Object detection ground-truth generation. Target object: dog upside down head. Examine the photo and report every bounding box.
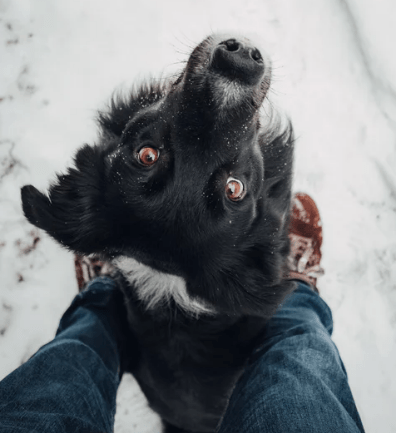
[22,34,296,432]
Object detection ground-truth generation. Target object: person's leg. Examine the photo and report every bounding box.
[0,276,132,433]
[218,281,365,433]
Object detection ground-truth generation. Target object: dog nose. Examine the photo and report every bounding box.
[211,39,265,85]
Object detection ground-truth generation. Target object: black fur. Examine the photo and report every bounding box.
[21,35,296,432]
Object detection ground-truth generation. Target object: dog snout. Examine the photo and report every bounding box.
[210,38,265,85]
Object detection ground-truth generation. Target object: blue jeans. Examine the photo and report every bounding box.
[0,277,365,433]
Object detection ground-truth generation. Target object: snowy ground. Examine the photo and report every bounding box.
[1,1,396,432]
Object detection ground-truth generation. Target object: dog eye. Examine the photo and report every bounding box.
[138,147,160,166]
[226,177,245,201]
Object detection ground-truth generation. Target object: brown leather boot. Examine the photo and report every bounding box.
[288,193,325,292]
[74,255,115,292]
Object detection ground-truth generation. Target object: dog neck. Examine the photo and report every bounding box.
[113,256,214,317]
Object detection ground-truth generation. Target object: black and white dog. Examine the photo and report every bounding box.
[21,35,296,433]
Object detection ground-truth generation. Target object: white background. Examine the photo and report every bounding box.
[1,1,396,432]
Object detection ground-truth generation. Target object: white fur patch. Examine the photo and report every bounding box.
[213,78,249,111]
[113,256,214,316]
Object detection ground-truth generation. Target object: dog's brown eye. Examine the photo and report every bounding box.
[138,147,160,166]
[226,177,245,201]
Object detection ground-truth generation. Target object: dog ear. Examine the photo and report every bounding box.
[21,145,110,255]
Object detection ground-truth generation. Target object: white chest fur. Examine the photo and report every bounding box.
[113,256,214,316]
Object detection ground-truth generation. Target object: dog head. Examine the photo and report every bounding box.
[22,35,295,317]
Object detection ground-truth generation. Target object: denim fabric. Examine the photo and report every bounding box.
[0,277,122,433]
[0,278,365,433]
[218,283,365,433]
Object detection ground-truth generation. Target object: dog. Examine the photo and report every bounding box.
[21,34,296,433]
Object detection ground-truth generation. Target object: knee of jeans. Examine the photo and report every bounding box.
[251,318,333,363]
[84,276,118,294]
[278,285,334,334]
[69,276,119,309]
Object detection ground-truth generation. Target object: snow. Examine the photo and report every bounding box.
[1,1,396,432]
